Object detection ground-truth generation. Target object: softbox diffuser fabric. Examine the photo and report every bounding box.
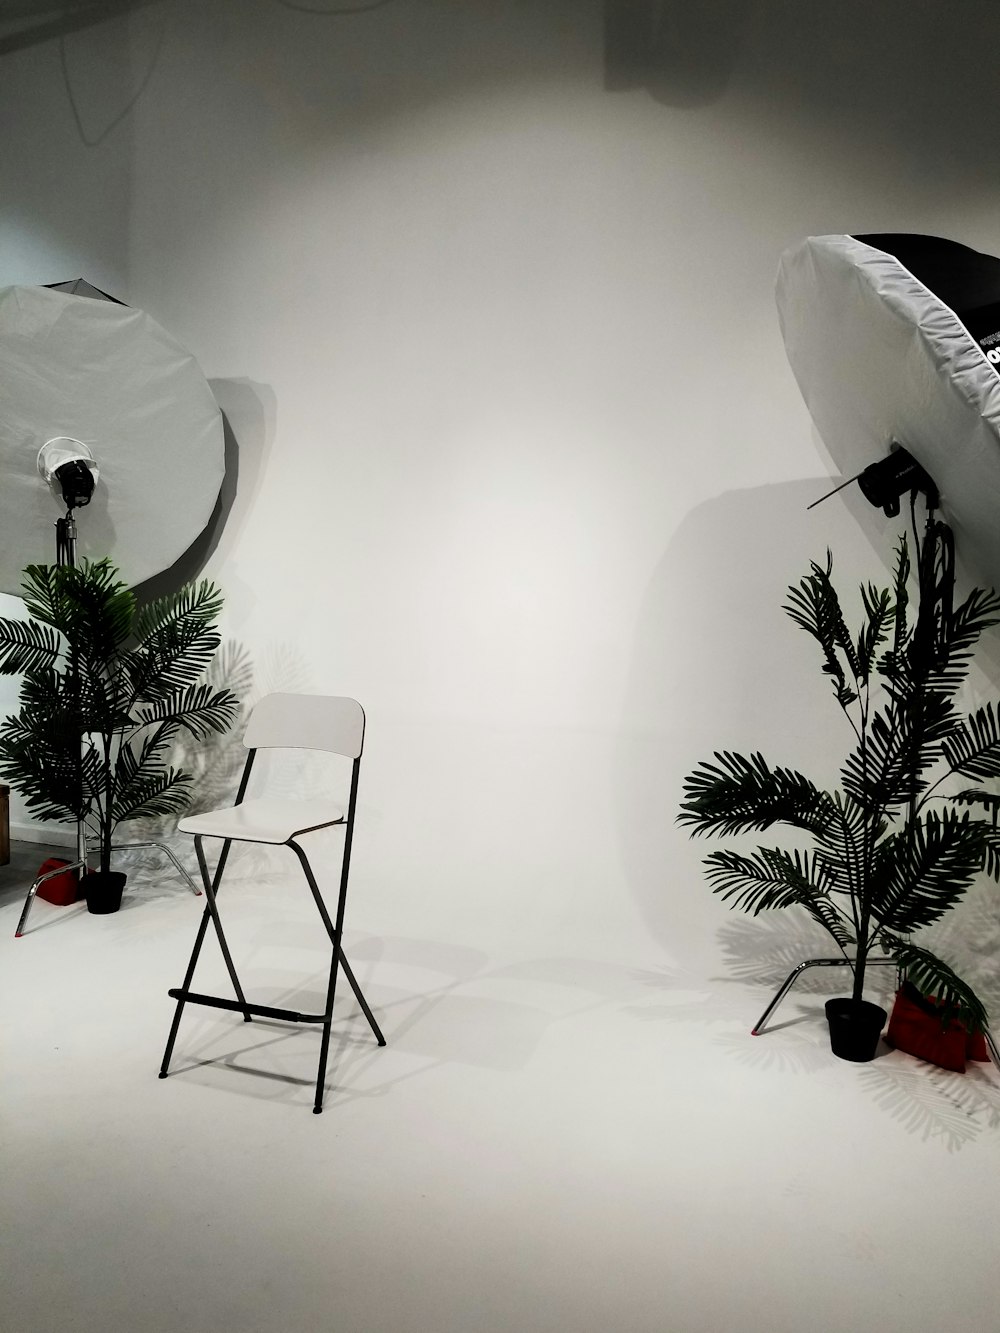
[775,233,1000,587]
[0,284,224,594]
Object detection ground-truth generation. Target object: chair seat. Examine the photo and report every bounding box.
[178,798,345,845]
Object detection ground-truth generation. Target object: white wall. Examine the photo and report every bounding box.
[5,0,1000,967]
[0,11,137,832]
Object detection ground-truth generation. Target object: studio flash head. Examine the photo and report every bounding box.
[37,437,99,511]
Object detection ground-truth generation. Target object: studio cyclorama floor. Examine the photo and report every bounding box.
[3,841,1000,1333]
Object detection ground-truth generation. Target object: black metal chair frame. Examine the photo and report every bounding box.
[158,736,386,1114]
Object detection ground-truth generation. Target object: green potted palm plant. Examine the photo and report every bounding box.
[0,558,238,913]
[678,520,1000,1061]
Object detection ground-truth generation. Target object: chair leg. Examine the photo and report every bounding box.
[159,905,215,1078]
[289,840,368,1115]
[290,845,343,1114]
[289,842,386,1061]
[314,942,343,1115]
[194,836,252,1021]
[159,837,244,1080]
[289,843,385,1047]
[338,951,387,1047]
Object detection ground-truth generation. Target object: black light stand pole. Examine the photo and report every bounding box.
[44,449,98,886]
[55,501,90,895]
[55,509,78,569]
[13,495,89,936]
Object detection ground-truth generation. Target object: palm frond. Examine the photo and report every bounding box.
[952,788,1000,816]
[941,585,1000,662]
[857,581,893,680]
[869,810,986,933]
[23,560,134,656]
[941,703,1000,780]
[112,769,194,823]
[883,936,990,1034]
[130,683,239,742]
[703,846,854,948]
[839,707,919,811]
[983,828,1000,881]
[951,790,1000,878]
[122,625,222,704]
[678,751,834,838]
[784,554,859,705]
[0,714,85,821]
[889,535,911,654]
[0,618,61,675]
[812,793,880,898]
[91,580,226,709]
[799,895,856,951]
[132,578,225,643]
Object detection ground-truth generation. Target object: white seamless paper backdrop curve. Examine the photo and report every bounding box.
[776,234,1000,587]
[0,284,224,594]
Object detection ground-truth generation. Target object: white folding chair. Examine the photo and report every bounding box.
[158,693,385,1113]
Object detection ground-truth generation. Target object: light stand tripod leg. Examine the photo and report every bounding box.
[751,957,898,1035]
[112,840,202,896]
[14,857,88,938]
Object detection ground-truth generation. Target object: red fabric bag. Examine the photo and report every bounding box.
[35,858,80,907]
[886,981,989,1072]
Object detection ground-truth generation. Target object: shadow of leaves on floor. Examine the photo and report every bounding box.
[855,1059,1000,1151]
[693,916,1000,1145]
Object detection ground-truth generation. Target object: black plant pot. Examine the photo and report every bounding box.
[825,997,887,1062]
[85,870,127,915]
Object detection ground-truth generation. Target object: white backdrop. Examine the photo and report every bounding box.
[3,0,1000,969]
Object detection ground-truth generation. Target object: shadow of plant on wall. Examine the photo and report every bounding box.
[116,639,254,893]
[124,638,254,848]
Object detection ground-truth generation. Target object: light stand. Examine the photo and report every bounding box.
[16,438,203,936]
[15,441,98,934]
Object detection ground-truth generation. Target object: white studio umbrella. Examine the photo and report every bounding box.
[776,232,1000,585]
[0,283,224,594]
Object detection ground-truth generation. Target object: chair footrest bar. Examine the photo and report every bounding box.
[167,988,326,1024]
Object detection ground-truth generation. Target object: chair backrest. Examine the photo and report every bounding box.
[242,693,365,759]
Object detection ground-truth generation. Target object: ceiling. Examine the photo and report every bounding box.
[0,0,160,55]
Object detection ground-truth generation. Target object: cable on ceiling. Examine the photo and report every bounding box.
[273,0,397,14]
[59,6,167,147]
